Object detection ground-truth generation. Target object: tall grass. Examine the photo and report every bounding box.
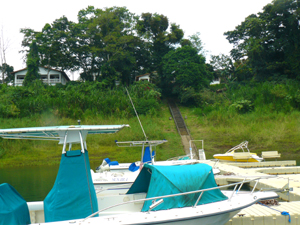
[180,80,300,160]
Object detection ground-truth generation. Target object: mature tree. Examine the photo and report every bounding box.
[210,54,235,82]
[20,7,184,86]
[0,63,14,84]
[225,0,300,81]
[181,32,206,55]
[136,13,184,80]
[21,6,141,86]
[0,26,11,84]
[23,41,40,86]
[21,17,75,72]
[162,45,213,97]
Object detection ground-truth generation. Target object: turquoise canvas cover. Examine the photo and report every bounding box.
[127,163,228,212]
[44,150,98,222]
[0,183,31,225]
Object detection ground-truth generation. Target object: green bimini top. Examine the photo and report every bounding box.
[127,163,228,212]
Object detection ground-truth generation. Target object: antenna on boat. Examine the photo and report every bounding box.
[125,87,148,141]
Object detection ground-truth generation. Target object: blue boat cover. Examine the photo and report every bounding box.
[44,150,98,222]
[142,147,156,163]
[0,183,31,225]
[127,163,228,212]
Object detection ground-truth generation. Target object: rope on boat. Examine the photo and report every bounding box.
[125,87,147,140]
[258,201,291,223]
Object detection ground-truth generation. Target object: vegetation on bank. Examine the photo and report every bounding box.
[180,79,300,161]
[0,81,161,119]
[0,82,184,167]
[0,109,184,168]
[1,79,300,166]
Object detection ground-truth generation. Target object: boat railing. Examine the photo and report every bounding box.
[83,177,268,222]
[96,183,132,193]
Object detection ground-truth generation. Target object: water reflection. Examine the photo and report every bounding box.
[0,161,101,202]
[0,165,59,201]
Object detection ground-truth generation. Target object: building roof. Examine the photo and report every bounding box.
[11,66,70,81]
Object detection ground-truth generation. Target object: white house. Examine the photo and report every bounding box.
[11,67,70,86]
[135,73,151,82]
[210,78,221,85]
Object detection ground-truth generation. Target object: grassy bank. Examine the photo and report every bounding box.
[2,80,300,167]
[0,104,184,167]
[179,105,300,161]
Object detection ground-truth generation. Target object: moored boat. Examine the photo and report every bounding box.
[0,125,277,225]
[92,139,220,194]
[213,141,263,162]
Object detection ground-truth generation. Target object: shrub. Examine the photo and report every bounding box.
[230,100,254,114]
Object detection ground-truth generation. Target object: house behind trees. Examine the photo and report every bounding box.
[11,67,70,86]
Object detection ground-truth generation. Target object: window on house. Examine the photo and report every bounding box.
[40,75,47,81]
[50,74,59,81]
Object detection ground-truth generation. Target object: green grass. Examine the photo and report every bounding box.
[0,103,184,167]
[179,105,300,161]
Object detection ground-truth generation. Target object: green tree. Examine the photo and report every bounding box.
[0,63,14,84]
[162,45,213,100]
[210,54,235,82]
[136,13,184,81]
[72,6,139,85]
[225,0,300,81]
[23,41,40,86]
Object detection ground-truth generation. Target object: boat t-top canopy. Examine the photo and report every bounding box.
[115,140,167,164]
[115,140,167,147]
[0,125,130,153]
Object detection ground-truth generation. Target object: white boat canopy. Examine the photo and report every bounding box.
[0,125,130,153]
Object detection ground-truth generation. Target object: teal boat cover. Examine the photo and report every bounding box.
[0,183,31,225]
[127,163,228,212]
[44,150,98,222]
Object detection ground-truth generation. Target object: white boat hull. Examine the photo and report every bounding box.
[28,191,278,225]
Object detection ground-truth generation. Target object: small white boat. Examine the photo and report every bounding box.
[92,140,216,194]
[213,141,263,162]
[0,125,278,225]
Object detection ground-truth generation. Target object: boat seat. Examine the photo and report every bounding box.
[261,151,281,159]
[105,158,119,166]
[233,152,252,161]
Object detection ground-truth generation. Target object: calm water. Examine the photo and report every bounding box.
[0,161,101,202]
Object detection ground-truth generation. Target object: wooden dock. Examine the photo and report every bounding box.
[226,201,300,225]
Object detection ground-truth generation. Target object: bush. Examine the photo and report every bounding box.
[0,82,162,119]
[230,100,254,114]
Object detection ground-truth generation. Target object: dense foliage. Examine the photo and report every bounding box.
[23,41,40,86]
[194,79,300,118]
[19,7,195,89]
[0,63,14,84]
[162,45,213,102]
[224,0,300,81]
[0,82,161,119]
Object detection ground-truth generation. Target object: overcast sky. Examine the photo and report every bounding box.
[1,0,273,78]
